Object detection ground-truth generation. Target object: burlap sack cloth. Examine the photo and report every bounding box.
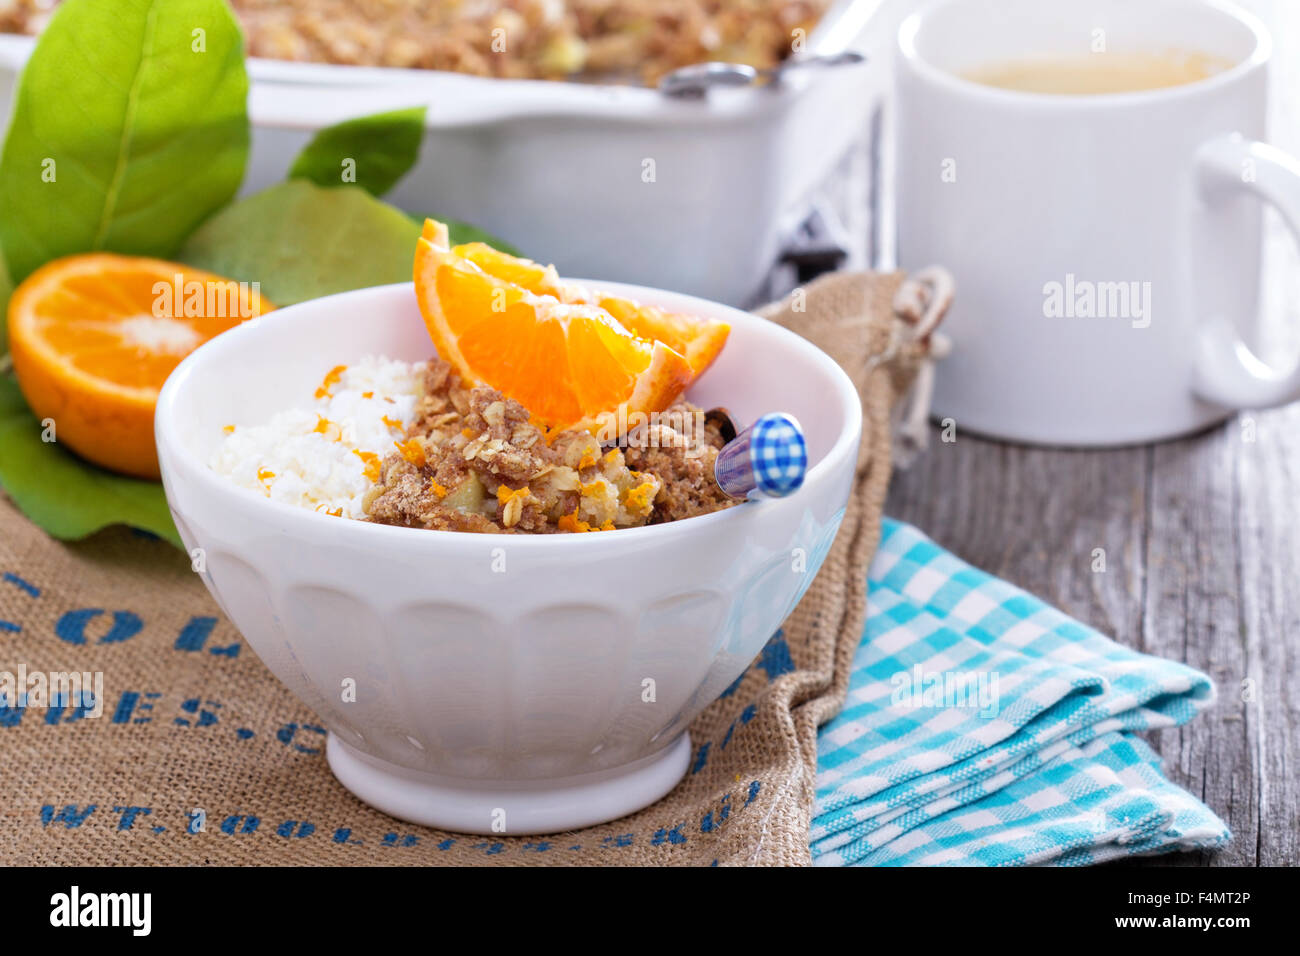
[0,270,942,866]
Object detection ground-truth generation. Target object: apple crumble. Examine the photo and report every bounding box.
[1,1,831,84]
[364,356,736,533]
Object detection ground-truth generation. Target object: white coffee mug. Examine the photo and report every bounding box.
[895,0,1300,445]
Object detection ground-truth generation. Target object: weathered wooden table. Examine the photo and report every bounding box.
[881,0,1299,867]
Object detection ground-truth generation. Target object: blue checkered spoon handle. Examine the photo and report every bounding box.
[713,413,807,499]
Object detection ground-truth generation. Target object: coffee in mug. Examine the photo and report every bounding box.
[962,50,1233,95]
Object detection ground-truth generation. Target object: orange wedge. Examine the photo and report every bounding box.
[456,241,564,298]
[596,296,729,377]
[451,233,729,377]
[414,220,694,435]
[8,253,274,478]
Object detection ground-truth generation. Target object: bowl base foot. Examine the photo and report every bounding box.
[326,732,692,835]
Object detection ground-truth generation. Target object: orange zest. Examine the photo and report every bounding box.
[315,364,347,399]
[7,253,274,478]
[557,508,592,533]
[353,449,382,481]
[414,219,697,436]
[312,415,342,441]
[496,485,532,505]
[395,438,426,468]
[624,480,657,512]
[557,507,616,533]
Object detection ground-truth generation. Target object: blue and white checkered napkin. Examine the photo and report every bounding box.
[812,518,1230,867]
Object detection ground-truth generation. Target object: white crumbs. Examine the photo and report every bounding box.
[210,356,425,518]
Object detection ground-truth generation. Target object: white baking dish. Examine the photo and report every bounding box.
[0,0,893,305]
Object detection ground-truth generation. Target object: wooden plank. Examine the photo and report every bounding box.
[1232,404,1300,866]
[884,431,1147,642]
[1139,420,1253,866]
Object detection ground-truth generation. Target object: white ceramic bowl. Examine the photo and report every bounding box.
[156,281,861,834]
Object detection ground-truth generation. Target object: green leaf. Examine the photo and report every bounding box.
[0,0,250,284]
[289,106,427,198]
[179,180,422,305]
[0,374,180,547]
[0,252,11,355]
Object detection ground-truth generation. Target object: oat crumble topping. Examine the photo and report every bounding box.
[363,356,736,533]
[1,1,831,85]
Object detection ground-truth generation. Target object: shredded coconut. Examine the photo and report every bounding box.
[210,356,425,518]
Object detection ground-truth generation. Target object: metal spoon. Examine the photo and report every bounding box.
[658,50,866,99]
[704,407,738,444]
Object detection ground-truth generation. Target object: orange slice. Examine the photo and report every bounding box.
[596,296,729,377]
[455,241,564,298]
[7,253,274,478]
[414,220,694,435]
[451,232,729,377]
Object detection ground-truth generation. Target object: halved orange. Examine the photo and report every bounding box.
[414,220,694,434]
[450,233,729,376]
[7,253,274,478]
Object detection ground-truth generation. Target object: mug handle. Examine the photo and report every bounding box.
[1192,133,1300,409]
